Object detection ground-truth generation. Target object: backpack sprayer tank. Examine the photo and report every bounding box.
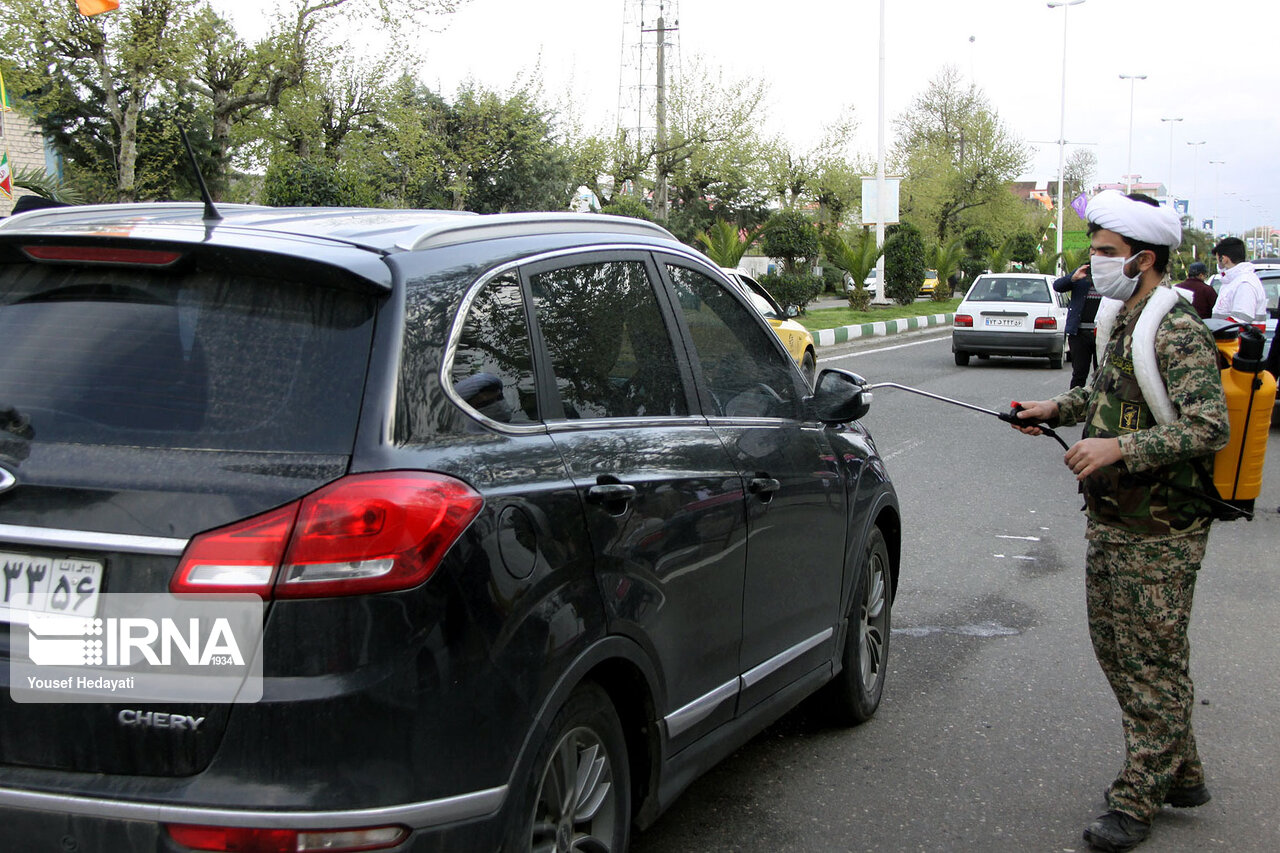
[1213,327,1277,516]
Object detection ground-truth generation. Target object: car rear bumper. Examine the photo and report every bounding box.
[0,784,507,852]
[952,329,1063,357]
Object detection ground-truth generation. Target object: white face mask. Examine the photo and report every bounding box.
[1090,253,1141,300]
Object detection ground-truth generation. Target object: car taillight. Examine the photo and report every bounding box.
[170,473,483,599]
[1035,316,1058,330]
[954,314,973,327]
[165,823,408,853]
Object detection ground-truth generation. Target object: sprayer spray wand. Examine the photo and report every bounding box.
[864,382,1070,451]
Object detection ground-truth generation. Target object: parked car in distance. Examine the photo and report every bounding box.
[0,204,902,853]
[721,267,818,385]
[919,269,939,297]
[952,273,1067,368]
[845,267,878,294]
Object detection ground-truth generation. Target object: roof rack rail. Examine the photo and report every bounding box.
[395,212,674,252]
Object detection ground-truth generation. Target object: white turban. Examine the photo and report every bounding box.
[1084,189,1182,250]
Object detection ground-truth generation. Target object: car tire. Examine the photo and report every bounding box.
[801,349,817,387]
[1049,354,1063,370]
[505,682,630,853]
[954,352,970,366]
[822,527,892,726]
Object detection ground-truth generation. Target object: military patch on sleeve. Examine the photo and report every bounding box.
[1118,401,1143,432]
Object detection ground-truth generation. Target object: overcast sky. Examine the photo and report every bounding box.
[216,0,1279,234]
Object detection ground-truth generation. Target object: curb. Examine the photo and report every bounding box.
[813,313,954,347]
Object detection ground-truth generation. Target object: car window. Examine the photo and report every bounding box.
[968,277,1050,303]
[665,263,801,420]
[529,259,688,420]
[448,273,539,426]
[0,265,373,452]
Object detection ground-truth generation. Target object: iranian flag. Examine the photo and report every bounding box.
[0,151,12,200]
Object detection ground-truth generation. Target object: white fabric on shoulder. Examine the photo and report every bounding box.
[1131,286,1180,426]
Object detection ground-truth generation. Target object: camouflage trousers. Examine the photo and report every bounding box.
[1085,530,1207,823]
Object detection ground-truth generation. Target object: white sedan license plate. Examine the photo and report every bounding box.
[984,317,1022,327]
[1,551,104,625]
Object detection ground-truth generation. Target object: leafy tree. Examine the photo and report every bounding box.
[760,210,820,275]
[2,0,198,202]
[1034,252,1062,276]
[824,230,882,310]
[1008,231,1040,266]
[1063,148,1096,199]
[883,222,927,305]
[986,239,1011,274]
[893,66,1030,242]
[695,220,767,268]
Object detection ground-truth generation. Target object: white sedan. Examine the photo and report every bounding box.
[951,273,1068,369]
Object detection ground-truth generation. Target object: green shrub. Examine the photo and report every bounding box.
[883,222,926,305]
[601,196,654,221]
[760,271,823,314]
[820,265,845,293]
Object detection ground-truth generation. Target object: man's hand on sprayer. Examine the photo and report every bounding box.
[1013,401,1122,481]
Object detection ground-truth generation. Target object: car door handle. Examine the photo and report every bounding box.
[586,483,637,514]
[748,477,781,501]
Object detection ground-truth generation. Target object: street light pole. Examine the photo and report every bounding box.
[874,0,886,303]
[1209,159,1225,236]
[1048,0,1085,269]
[1119,73,1147,193]
[1159,116,1182,204]
[1186,140,1206,225]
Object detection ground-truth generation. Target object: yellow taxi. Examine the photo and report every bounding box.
[720,268,818,385]
[920,269,939,296]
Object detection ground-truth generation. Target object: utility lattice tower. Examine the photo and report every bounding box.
[617,0,681,152]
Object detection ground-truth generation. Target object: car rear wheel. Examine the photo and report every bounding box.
[801,349,817,387]
[1049,354,1063,370]
[507,683,630,853]
[822,527,892,726]
[954,352,970,366]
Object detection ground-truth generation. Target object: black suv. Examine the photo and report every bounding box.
[0,204,900,853]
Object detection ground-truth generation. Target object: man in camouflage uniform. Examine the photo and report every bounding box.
[1014,191,1229,852]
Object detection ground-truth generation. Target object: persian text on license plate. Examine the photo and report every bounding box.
[984,317,1022,327]
[1,551,103,624]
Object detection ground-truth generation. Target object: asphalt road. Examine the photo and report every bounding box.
[631,329,1280,853]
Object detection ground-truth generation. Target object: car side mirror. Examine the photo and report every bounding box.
[785,305,799,319]
[811,368,871,424]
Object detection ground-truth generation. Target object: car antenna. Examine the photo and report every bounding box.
[178,124,222,222]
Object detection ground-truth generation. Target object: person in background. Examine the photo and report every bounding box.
[1054,263,1102,389]
[1211,237,1266,324]
[1013,191,1229,853]
[1173,262,1216,319]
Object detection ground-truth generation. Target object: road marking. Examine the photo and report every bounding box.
[818,334,948,362]
[882,438,925,461]
[996,535,1041,541]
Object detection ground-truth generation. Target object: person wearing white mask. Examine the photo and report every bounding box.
[1210,236,1267,325]
[1010,191,1230,852]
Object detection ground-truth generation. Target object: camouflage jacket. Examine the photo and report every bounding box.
[1051,286,1230,539]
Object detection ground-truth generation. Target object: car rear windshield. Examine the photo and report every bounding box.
[0,262,375,453]
[968,278,1051,303]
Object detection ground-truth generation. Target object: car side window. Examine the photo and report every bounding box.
[449,273,539,425]
[664,263,802,420]
[529,259,688,420]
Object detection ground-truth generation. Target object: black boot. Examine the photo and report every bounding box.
[1164,783,1211,808]
[1083,810,1151,852]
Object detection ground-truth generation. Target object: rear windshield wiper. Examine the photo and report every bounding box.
[1,404,34,440]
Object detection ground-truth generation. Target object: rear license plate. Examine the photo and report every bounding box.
[1,552,104,624]
[984,317,1021,327]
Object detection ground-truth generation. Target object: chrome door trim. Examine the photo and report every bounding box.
[0,524,188,556]
[663,678,739,739]
[740,628,834,689]
[0,784,507,830]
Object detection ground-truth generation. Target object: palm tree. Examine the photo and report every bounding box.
[1034,251,1061,276]
[11,166,83,204]
[824,230,882,311]
[694,220,769,269]
[930,237,965,301]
